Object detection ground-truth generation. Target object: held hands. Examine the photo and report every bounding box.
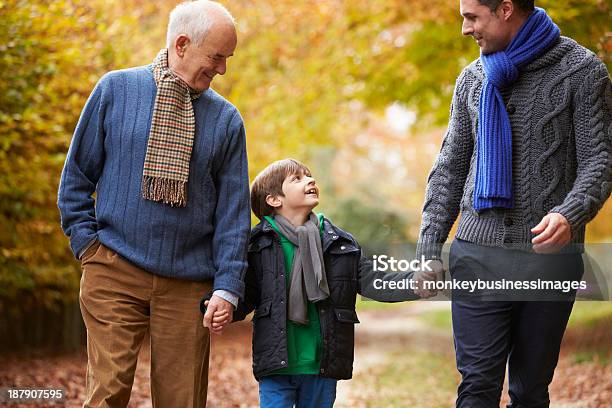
[413,259,445,299]
[531,213,571,254]
[202,295,233,335]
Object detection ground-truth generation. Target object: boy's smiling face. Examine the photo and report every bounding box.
[266,170,320,218]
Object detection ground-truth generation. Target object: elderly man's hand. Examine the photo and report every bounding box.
[202,294,233,335]
[413,259,445,298]
[531,213,571,254]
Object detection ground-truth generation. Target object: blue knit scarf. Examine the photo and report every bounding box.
[474,8,560,211]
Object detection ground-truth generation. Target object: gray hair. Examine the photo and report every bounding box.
[166,1,235,48]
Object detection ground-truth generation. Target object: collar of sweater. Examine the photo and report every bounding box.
[474,36,577,77]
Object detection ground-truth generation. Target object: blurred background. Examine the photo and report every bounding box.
[0,1,610,407]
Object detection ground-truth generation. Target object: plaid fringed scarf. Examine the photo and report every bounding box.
[142,48,202,207]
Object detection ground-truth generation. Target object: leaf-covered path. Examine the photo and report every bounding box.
[1,302,609,407]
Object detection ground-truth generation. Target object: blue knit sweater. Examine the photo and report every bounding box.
[58,66,250,297]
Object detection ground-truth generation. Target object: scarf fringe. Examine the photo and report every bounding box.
[142,175,187,208]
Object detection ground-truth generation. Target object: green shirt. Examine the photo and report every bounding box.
[264,214,325,375]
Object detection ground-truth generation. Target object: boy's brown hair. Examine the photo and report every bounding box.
[251,158,312,220]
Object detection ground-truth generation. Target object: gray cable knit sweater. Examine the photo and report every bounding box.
[417,37,612,260]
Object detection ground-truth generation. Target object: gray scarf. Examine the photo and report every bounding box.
[273,213,330,325]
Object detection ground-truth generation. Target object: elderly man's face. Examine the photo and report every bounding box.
[460,0,513,54]
[174,23,237,92]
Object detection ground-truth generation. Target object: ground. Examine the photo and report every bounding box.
[0,301,610,407]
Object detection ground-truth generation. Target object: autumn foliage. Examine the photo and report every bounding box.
[0,0,610,309]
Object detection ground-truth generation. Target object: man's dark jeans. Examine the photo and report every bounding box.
[449,239,584,408]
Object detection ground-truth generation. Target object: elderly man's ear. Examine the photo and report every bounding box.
[173,35,191,57]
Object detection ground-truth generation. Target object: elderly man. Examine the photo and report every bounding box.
[417,0,611,407]
[57,1,249,407]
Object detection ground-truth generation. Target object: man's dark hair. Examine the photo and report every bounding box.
[479,0,535,14]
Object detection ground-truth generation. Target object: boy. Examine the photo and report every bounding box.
[203,158,431,407]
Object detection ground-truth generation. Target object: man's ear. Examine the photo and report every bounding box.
[265,194,282,209]
[174,34,190,57]
[499,0,514,21]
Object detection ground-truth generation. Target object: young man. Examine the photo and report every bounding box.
[203,158,426,407]
[417,0,611,407]
[57,1,249,407]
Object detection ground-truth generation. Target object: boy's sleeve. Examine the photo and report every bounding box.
[232,252,260,322]
[357,249,420,302]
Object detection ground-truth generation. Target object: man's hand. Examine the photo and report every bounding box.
[203,300,230,332]
[413,259,445,298]
[202,295,233,335]
[531,213,571,254]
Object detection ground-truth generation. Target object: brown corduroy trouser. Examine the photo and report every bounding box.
[79,242,212,408]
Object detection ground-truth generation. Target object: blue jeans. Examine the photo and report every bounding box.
[259,374,337,408]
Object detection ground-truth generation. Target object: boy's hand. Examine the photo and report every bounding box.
[202,295,233,334]
[205,301,230,328]
[413,260,444,298]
